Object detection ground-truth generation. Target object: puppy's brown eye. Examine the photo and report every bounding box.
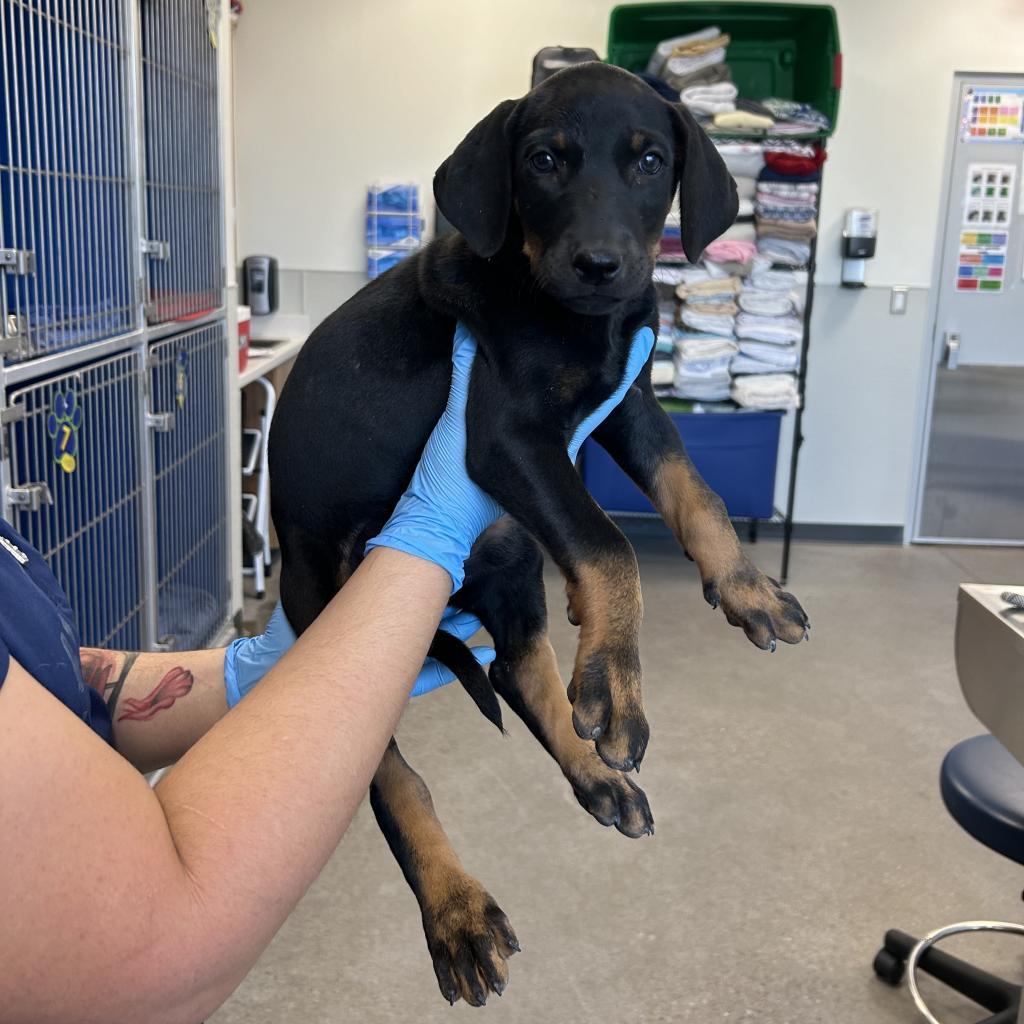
[530,151,556,173]
[639,152,664,175]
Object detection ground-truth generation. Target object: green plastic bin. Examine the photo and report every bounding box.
[608,3,840,134]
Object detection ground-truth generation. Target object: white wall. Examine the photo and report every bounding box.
[232,0,1024,529]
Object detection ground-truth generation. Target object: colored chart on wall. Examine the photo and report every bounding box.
[956,230,1008,292]
[963,162,1016,228]
[961,86,1024,142]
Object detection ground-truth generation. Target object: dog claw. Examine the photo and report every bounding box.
[769,638,777,653]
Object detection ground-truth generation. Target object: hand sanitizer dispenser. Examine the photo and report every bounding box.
[841,208,878,287]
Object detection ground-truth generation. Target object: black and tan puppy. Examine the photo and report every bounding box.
[269,62,808,1005]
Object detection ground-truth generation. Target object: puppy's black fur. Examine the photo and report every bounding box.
[269,63,806,1005]
[271,62,733,686]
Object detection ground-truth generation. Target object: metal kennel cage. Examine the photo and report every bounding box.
[1,0,230,653]
[139,0,222,326]
[3,347,149,649]
[148,320,230,650]
[0,0,140,364]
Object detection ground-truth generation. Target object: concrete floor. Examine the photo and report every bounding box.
[217,535,1024,1024]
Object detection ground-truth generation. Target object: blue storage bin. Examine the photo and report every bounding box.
[582,410,783,519]
[365,213,422,248]
[367,247,414,279]
[367,183,420,214]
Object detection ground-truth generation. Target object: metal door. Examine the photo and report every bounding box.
[915,74,1024,543]
[3,350,148,648]
[138,0,222,325]
[0,0,139,363]
[148,321,229,650]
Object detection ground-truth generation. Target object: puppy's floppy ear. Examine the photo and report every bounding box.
[434,99,518,259]
[670,102,739,262]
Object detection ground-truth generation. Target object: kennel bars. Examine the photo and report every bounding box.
[0,0,231,651]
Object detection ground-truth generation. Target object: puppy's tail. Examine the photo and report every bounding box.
[428,629,503,732]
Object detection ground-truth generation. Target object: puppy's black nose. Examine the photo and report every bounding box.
[572,250,622,285]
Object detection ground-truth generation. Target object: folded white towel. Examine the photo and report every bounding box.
[738,290,793,316]
[735,313,804,344]
[680,308,735,337]
[715,142,765,180]
[681,81,738,117]
[747,266,799,292]
[664,47,726,79]
[676,334,737,356]
[651,359,675,386]
[756,238,811,267]
[730,352,799,375]
[736,340,800,368]
[645,26,721,76]
[674,370,733,401]
[680,81,738,103]
[731,373,800,410]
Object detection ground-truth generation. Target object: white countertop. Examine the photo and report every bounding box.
[239,336,304,389]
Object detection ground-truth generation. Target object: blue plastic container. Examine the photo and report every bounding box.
[367,247,414,279]
[582,410,783,519]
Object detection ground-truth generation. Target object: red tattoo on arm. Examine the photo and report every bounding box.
[80,649,115,695]
[118,666,195,723]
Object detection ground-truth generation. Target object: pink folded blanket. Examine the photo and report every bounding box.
[703,239,757,264]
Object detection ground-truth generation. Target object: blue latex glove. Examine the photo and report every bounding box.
[224,602,495,706]
[411,608,496,696]
[568,325,655,462]
[224,601,297,708]
[367,322,656,591]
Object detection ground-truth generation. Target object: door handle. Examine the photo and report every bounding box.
[943,332,961,370]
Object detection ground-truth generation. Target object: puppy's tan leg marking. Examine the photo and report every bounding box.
[653,453,808,648]
[562,551,648,771]
[512,635,653,836]
[371,744,518,1006]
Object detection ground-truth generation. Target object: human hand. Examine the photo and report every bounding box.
[365,323,500,592]
[411,608,495,696]
[224,601,297,708]
[366,322,656,592]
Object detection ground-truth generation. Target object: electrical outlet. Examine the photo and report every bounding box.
[890,287,908,315]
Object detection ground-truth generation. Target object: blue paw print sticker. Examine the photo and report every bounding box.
[47,390,83,474]
[175,349,189,410]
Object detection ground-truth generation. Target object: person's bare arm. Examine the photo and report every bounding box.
[0,546,450,1024]
[79,645,229,772]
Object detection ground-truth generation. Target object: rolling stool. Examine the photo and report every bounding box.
[873,735,1024,1023]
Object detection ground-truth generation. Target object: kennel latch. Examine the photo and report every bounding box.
[0,248,35,275]
[145,411,175,432]
[141,238,171,261]
[5,482,54,513]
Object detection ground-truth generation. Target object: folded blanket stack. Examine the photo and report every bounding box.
[755,142,823,268]
[731,373,800,410]
[729,254,804,385]
[645,26,734,93]
[675,274,739,338]
[646,109,823,412]
[680,81,737,118]
[760,98,831,135]
[652,303,680,395]
[673,334,737,401]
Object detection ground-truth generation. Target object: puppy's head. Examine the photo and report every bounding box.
[434,63,737,315]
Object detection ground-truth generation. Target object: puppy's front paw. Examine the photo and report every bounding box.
[566,750,654,837]
[704,560,809,650]
[422,876,519,1007]
[567,647,649,772]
